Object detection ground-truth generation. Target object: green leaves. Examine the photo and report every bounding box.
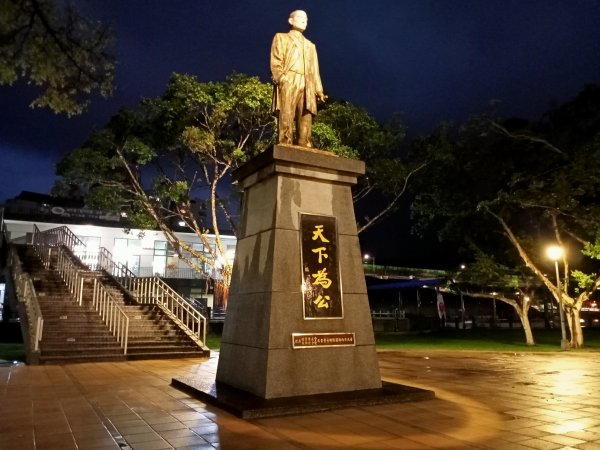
[181,126,215,155]
[124,137,154,165]
[571,270,595,292]
[410,85,600,308]
[311,122,357,158]
[0,0,115,115]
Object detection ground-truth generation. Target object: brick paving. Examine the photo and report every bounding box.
[1,350,600,449]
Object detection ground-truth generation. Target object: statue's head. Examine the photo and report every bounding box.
[288,10,308,32]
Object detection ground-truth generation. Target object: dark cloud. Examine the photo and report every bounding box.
[1,0,599,203]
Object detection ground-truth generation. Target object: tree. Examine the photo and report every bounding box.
[410,85,600,348]
[447,249,540,345]
[0,0,115,115]
[55,73,425,309]
[316,101,427,233]
[55,73,274,308]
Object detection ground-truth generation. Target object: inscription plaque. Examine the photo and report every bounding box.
[300,213,343,319]
[292,332,356,349]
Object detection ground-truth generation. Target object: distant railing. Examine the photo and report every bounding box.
[137,267,207,279]
[32,225,86,251]
[133,276,207,347]
[371,310,406,319]
[363,263,450,278]
[74,250,100,271]
[8,246,43,352]
[91,278,130,354]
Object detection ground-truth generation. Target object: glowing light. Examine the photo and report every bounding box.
[546,245,564,261]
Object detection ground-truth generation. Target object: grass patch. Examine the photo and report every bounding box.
[205,332,222,351]
[375,327,600,352]
[0,342,26,361]
[204,328,600,352]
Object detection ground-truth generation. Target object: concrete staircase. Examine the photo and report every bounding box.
[19,246,125,364]
[17,245,208,364]
[87,274,209,360]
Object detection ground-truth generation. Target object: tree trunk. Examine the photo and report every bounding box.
[214,264,232,310]
[516,310,535,346]
[569,308,584,348]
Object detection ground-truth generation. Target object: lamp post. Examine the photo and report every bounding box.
[546,245,570,351]
[363,253,375,273]
[458,264,466,329]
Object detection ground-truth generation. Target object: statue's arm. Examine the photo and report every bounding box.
[312,46,326,101]
[270,34,287,83]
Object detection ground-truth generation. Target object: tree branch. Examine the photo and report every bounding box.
[357,162,427,234]
[489,121,566,156]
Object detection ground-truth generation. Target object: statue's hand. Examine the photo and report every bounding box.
[317,92,328,102]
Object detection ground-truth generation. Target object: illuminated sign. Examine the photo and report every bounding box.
[300,214,343,319]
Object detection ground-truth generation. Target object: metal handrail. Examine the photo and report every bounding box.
[91,278,130,354]
[32,224,53,269]
[38,241,129,355]
[133,276,207,347]
[55,247,87,305]
[97,247,137,291]
[33,225,87,251]
[8,246,44,352]
[136,266,207,279]
[96,246,206,347]
[30,227,207,350]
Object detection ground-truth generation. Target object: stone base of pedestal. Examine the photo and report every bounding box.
[214,145,429,403]
[171,376,434,419]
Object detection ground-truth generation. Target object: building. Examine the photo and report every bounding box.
[1,192,237,315]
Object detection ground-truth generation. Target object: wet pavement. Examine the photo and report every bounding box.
[1,350,600,449]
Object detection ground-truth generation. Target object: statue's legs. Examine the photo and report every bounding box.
[296,111,313,147]
[277,74,305,145]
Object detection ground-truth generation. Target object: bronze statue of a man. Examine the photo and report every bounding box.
[270,10,326,147]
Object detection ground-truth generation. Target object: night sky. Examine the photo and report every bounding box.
[1,0,599,265]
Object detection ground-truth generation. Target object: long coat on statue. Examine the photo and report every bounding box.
[270,32,323,116]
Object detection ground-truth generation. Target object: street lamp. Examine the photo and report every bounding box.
[458,264,466,329]
[546,245,570,351]
[363,253,375,273]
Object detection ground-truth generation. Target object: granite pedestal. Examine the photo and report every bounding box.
[173,145,434,416]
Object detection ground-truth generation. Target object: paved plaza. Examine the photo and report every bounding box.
[1,350,600,449]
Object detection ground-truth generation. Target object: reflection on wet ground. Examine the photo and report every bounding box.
[1,351,600,449]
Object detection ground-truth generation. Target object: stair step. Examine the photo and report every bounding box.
[42,334,117,345]
[40,354,127,364]
[40,347,124,357]
[125,350,208,361]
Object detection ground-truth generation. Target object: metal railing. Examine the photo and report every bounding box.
[29,226,207,350]
[32,225,86,251]
[97,247,137,291]
[133,276,207,347]
[32,224,53,269]
[137,267,207,279]
[91,278,130,354]
[30,226,130,354]
[96,246,207,348]
[55,246,87,305]
[8,246,44,352]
